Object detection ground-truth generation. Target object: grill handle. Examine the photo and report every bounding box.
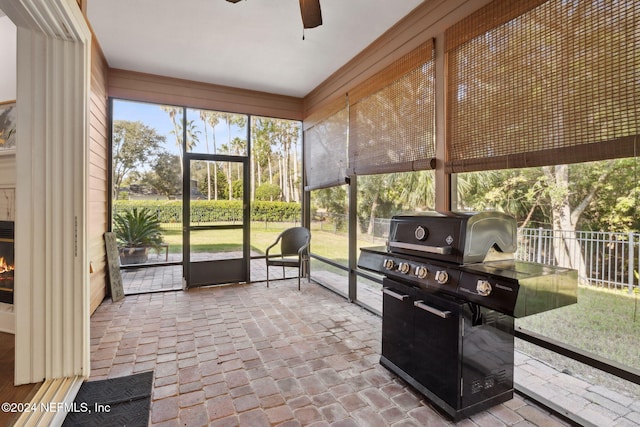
[388,241,452,255]
[382,288,409,301]
[414,300,452,319]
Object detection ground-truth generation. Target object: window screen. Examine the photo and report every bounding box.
[446,0,640,173]
[304,97,348,191]
[348,40,435,175]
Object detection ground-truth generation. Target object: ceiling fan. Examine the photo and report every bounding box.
[225,0,323,29]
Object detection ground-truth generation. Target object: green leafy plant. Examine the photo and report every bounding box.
[113,207,163,250]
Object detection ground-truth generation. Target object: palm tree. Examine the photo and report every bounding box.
[217,113,247,199]
[253,118,302,202]
[395,170,435,211]
[161,106,183,172]
[199,110,222,200]
[251,118,274,200]
[161,106,198,175]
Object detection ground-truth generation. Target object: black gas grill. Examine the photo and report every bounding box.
[358,211,577,421]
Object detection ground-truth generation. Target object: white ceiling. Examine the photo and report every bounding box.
[86,0,424,98]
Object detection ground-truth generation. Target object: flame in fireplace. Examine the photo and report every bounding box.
[0,256,13,275]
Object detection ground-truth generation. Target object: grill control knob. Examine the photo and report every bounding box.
[435,270,449,284]
[414,226,428,241]
[398,262,411,274]
[476,280,492,296]
[414,265,428,279]
[383,259,396,270]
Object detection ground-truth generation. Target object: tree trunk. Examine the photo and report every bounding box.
[206,163,211,200]
[227,119,233,199]
[203,118,212,200]
[279,156,288,202]
[213,135,218,200]
[167,110,184,175]
[228,162,233,200]
[257,163,262,187]
[367,192,379,235]
[544,165,588,281]
[283,154,290,202]
[213,163,218,200]
[249,152,258,200]
[292,147,300,202]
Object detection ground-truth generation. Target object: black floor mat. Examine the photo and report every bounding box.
[62,371,153,427]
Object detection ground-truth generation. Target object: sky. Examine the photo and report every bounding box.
[112,99,247,156]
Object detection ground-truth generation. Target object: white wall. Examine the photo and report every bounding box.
[0,12,15,334]
[0,15,16,102]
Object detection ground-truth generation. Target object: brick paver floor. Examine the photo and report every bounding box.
[121,261,384,312]
[90,278,575,426]
[121,256,287,295]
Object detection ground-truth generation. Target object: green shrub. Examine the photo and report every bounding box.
[255,183,282,201]
[113,200,301,223]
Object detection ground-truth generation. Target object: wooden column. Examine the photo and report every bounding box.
[0,0,91,385]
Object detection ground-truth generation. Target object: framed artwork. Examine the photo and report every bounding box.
[0,101,16,152]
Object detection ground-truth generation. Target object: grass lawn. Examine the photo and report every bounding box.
[516,285,640,399]
[159,224,279,254]
[159,221,383,263]
[517,286,640,369]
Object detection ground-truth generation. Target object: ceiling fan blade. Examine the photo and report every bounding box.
[299,0,322,29]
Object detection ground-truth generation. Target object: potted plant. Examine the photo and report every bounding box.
[114,207,163,265]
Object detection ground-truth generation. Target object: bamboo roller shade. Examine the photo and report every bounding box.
[348,40,436,176]
[445,0,640,173]
[304,97,349,191]
[304,40,436,188]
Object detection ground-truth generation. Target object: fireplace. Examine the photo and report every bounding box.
[0,221,14,305]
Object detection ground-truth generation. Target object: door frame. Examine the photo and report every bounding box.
[182,152,251,288]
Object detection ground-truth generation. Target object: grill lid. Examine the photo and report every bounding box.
[388,211,517,264]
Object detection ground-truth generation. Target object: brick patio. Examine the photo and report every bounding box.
[90,277,577,426]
